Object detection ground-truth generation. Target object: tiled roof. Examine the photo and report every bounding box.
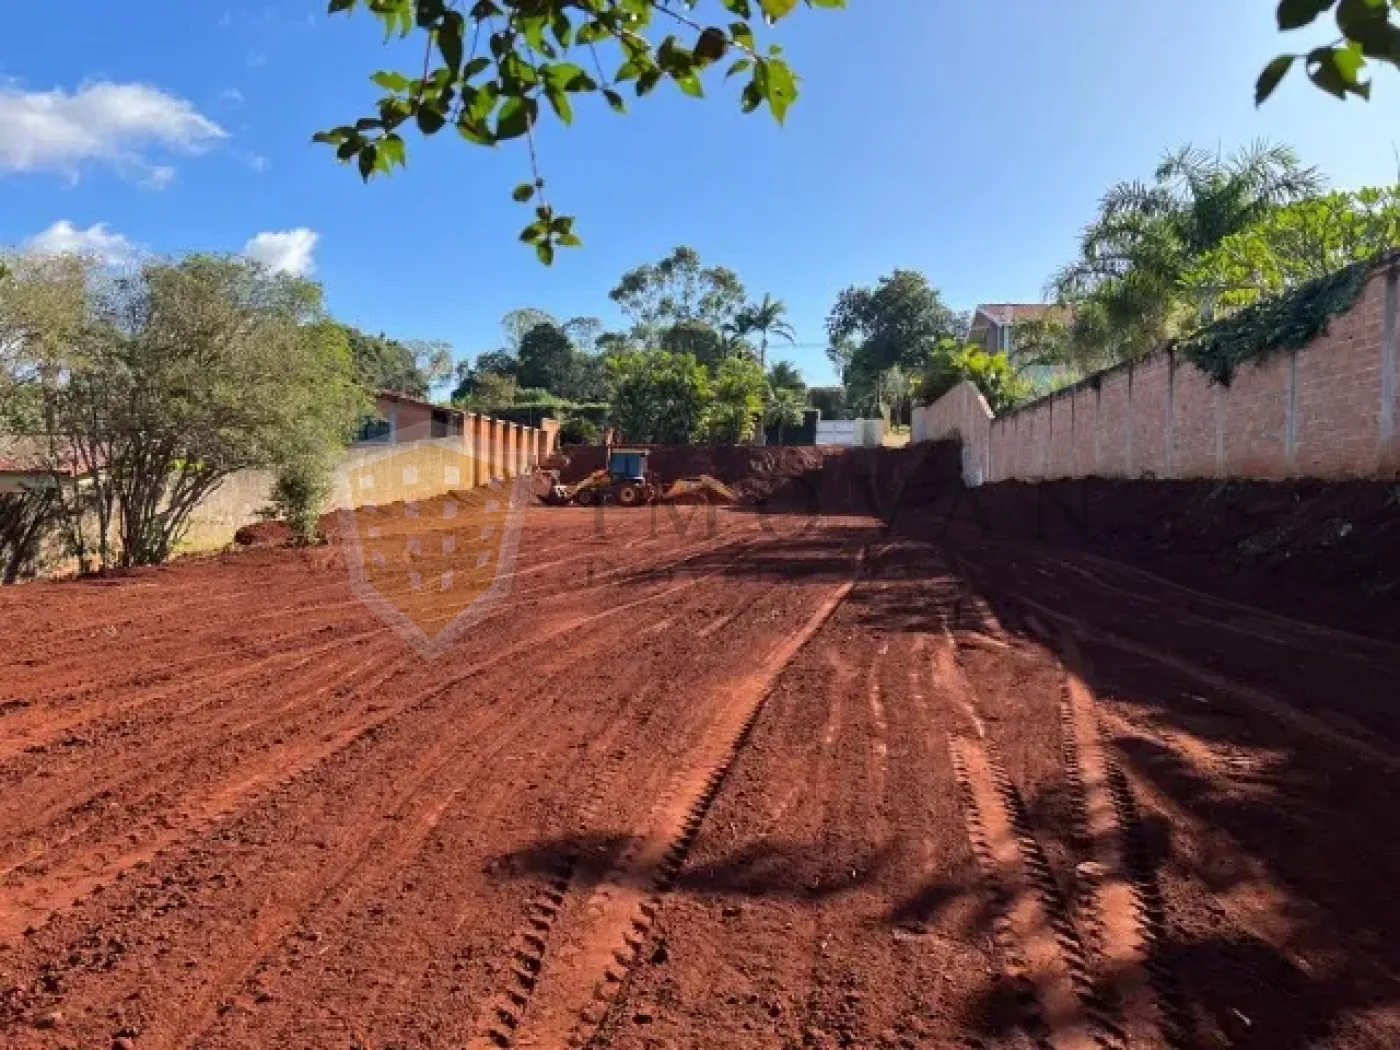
[972,303,1074,328]
[0,436,80,475]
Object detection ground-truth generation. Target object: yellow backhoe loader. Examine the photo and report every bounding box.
[537,449,736,507]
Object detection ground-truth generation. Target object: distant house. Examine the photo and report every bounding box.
[967,303,1075,393]
[356,391,466,445]
[0,437,78,494]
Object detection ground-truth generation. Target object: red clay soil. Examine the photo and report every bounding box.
[2,449,1399,1050]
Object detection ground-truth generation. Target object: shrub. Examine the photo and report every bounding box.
[265,455,333,545]
[559,416,601,445]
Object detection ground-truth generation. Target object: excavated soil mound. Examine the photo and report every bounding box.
[555,444,828,503]
[555,443,965,518]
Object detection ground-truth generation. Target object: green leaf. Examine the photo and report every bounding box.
[695,27,729,63]
[730,21,756,51]
[496,96,537,139]
[603,88,627,113]
[371,70,412,92]
[357,143,378,180]
[536,241,555,265]
[416,104,447,134]
[726,58,752,78]
[763,56,798,122]
[437,11,465,72]
[545,85,574,123]
[512,182,536,202]
[673,72,704,98]
[456,116,495,145]
[759,0,799,18]
[1277,0,1335,30]
[464,56,491,78]
[1256,54,1295,103]
[722,0,753,16]
[378,134,406,169]
[1307,45,1369,97]
[557,232,583,247]
[328,0,356,12]
[636,69,663,96]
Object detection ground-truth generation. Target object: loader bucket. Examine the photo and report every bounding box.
[661,475,738,504]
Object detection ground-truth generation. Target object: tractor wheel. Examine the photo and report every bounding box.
[575,487,598,507]
[616,482,644,507]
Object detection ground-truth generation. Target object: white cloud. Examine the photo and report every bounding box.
[24,220,138,264]
[0,80,226,186]
[244,229,318,276]
[218,87,245,107]
[248,154,269,173]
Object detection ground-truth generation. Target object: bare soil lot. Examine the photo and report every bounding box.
[2,456,1398,1049]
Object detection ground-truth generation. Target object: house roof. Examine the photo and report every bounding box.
[970,304,1074,330]
[0,436,82,478]
[373,390,465,417]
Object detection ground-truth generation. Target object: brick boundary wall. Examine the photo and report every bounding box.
[912,260,1400,485]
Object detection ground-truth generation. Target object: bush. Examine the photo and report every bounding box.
[559,416,601,445]
[265,456,332,545]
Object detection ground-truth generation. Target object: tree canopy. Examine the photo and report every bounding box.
[607,349,711,444]
[0,253,364,569]
[609,246,747,338]
[318,1,844,262]
[1180,186,1400,311]
[1049,141,1323,367]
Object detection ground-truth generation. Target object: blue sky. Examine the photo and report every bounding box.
[3,1,1399,388]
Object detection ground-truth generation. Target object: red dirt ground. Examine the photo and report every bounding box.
[2,450,1399,1049]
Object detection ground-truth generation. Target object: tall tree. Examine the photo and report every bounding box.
[728,293,795,371]
[826,270,962,377]
[1,254,363,570]
[1050,141,1324,364]
[516,321,576,392]
[659,319,730,372]
[767,360,806,394]
[607,350,710,444]
[609,246,747,340]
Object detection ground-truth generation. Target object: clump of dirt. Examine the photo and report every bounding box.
[233,520,291,547]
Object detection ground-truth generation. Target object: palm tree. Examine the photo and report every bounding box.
[728,293,796,372]
[1051,140,1324,364]
[764,384,806,446]
[766,359,805,394]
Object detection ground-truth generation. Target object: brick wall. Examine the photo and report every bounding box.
[912,260,1400,484]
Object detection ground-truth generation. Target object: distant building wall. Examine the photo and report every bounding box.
[182,408,545,550]
[912,261,1400,484]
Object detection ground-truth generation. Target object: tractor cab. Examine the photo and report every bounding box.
[607,449,649,483]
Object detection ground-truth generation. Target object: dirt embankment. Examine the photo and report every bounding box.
[920,473,1400,642]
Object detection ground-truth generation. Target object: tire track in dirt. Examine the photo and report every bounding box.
[1019,596,1400,778]
[0,547,759,949]
[0,526,755,766]
[195,535,804,1050]
[489,549,865,1050]
[948,735,1100,1050]
[0,518,714,700]
[1049,623,1180,1050]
